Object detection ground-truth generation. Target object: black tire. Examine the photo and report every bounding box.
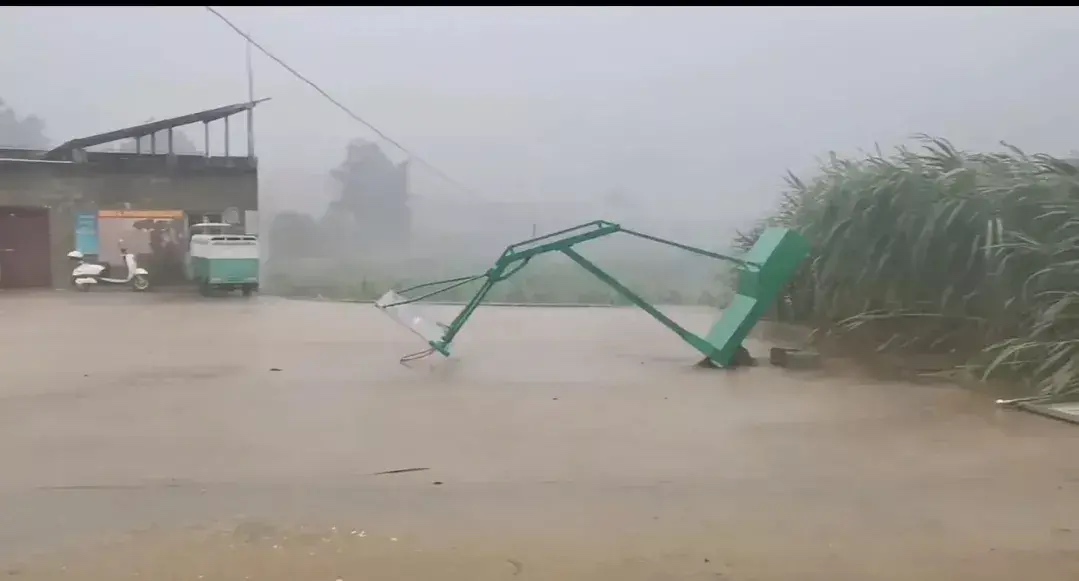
[241,286,254,297]
[695,346,757,369]
[731,346,757,368]
[198,280,212,297]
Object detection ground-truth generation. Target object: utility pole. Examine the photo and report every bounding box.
[245,39,255,160]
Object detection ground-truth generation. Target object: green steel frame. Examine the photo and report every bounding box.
[376,220,809,368]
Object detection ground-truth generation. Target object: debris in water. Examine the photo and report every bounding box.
[769,347,821,369]
[432,481,443,485]
[269,368,282,372]
[372,467,429,475]
[390,537,398,542]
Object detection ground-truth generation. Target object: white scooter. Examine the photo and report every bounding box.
[67,246,150,292]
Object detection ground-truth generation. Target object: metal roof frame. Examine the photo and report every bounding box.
[45,98,269,160]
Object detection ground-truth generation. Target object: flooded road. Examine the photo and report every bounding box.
[1,292,1078,579]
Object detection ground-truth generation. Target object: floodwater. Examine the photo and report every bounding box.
[1,292,1078,580]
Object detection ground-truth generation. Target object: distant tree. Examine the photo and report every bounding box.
[268,211,322,260]
[326,138,411,254]
[0,97,50,149]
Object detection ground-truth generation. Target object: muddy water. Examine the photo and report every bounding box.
[1,293,1079,579]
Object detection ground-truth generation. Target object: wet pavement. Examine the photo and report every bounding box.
[1,291,1079,580]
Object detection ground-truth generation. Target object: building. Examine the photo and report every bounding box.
[0,100,265,289]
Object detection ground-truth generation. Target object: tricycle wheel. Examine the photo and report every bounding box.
[241,285,254,297]
[198,280,212,297]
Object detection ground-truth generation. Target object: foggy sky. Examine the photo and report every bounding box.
[3,6,1079,222]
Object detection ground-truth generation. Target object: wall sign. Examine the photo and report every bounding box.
[75,213,100,255]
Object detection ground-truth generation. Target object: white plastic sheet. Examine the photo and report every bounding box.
[374,290,447,345]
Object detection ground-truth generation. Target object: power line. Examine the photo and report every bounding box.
[203,5,484,200]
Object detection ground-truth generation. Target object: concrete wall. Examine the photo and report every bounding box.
[0,152,257,287]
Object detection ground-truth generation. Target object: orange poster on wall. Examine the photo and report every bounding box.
[98,209,186,220]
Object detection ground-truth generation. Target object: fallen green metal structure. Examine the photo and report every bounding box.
[375,220,810,367]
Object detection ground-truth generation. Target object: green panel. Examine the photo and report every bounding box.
[207,258,260,283]
[704,227,810,367]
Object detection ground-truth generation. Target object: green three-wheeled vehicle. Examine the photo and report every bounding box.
[186,222,260,297]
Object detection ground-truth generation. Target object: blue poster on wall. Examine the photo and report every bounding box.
[75,212,99,255]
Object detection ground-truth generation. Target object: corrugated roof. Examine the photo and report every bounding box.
[45,99,269,159]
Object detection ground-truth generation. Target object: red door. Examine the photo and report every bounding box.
[0,207,52,289]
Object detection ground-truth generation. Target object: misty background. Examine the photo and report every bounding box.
[3,7,1079,301]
